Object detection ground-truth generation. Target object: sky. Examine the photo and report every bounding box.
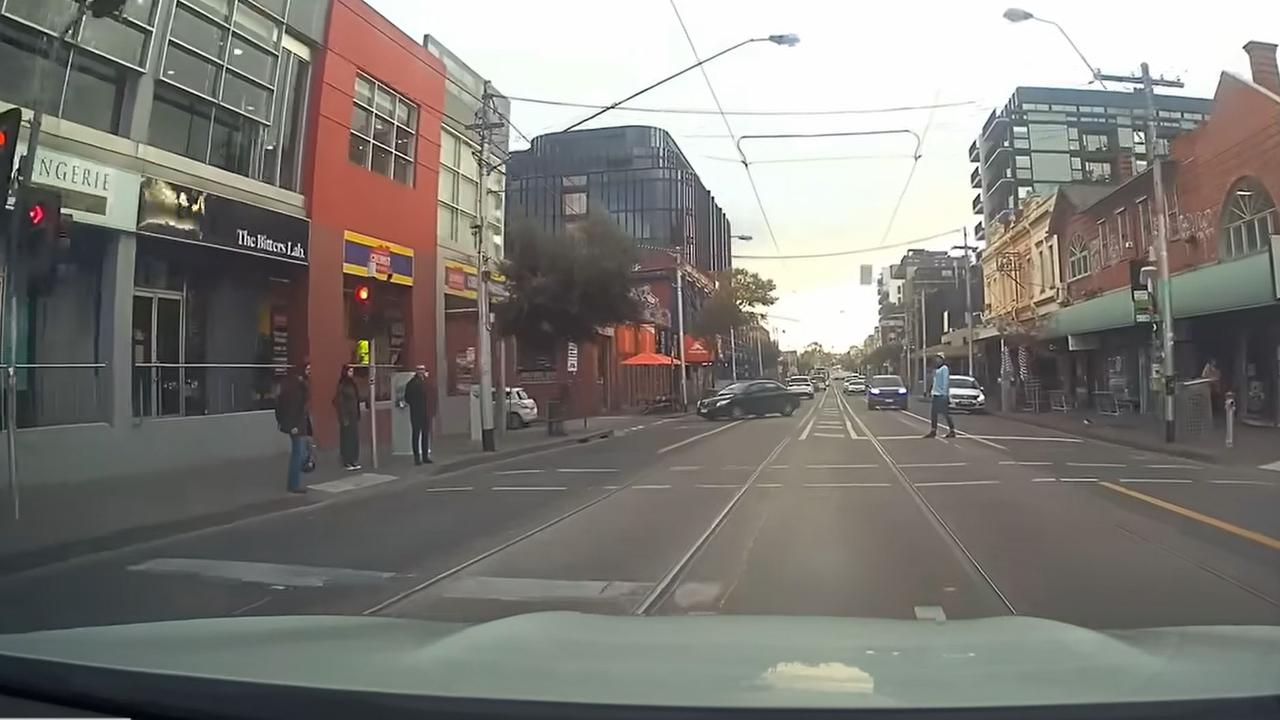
[367,0,1278,352]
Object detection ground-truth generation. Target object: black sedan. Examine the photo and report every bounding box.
[697,380,799,420]
[866,374,910,410]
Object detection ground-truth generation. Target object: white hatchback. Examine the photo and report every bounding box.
[506,387,539,427]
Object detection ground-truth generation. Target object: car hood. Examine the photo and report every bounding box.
[949,388,983,397]
[0,614,1276,709]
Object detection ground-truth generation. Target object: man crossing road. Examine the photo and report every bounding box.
[923,353,956,439]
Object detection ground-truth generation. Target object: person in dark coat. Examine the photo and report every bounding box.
[401,365,434,465]
[333,365,362,470]
[275,363,312,493]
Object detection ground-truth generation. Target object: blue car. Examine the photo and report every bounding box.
[866,374,909,410]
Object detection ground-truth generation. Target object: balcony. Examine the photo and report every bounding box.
[968,140,980,163]
[970,166,981,189]
[972,193,983,214]
[973,222,985,244]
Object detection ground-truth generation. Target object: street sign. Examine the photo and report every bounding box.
[566,342,579,373]
[1133,288,1154,323]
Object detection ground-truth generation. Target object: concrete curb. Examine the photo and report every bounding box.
[990,411,1219,464]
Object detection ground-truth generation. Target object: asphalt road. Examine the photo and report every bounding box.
[0,389,1277,633]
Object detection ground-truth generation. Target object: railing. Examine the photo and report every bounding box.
[2,363,108,429]
[133,363,293,419]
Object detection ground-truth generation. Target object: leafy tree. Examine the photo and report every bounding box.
[731,268,778,313]
[496,216,640,345]
[864,342,903,372]
[692,268,779,338]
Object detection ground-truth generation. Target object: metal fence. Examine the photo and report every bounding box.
[3,363,108,429]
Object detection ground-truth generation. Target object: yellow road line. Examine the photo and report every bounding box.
[1100,481,1280,551]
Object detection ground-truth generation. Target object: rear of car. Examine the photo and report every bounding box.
[946,375,986,413]
[867,375,908,410]
[843,376,866,394]
[786,376,815,399]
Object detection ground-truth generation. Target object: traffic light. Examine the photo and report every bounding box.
[0,107,20,205]
[19,188,62,245]
[351,283,373,338]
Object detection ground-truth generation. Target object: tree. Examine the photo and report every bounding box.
[495,216,641,346]
[864,342,903,372]
[798,342,830,374]
[731,268,778,314]
[692,268,778,338]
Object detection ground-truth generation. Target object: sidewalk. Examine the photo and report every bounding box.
[987,405,1278,467]
[0,414,651,574]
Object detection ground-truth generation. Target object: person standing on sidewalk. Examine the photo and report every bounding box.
[276,362,312,493]
[401,365,434,465]
[924,353,956,439]
[333,365,362,471]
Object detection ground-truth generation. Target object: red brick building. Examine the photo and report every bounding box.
[302,0,445,445]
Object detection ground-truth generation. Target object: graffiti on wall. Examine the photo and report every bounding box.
[1172,208,1218,244]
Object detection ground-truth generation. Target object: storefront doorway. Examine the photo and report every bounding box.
[132,290,184,417]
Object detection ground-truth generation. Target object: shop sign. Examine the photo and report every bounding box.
[344,230,413,285]
[14,147,141,231]
[566,342,579,373]
[442,258,507,300]
[137,177,308,264]
[1132,288,1154,323]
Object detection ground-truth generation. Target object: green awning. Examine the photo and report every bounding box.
[1042,288,1135,338]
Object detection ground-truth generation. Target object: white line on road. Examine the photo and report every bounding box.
[494,469,544,475]
[491,486,567,491]
[600,485,621,490]
[425,486,473,493]
[1067,462,1126,468]
[723,465,757,470]
[799,417,816,440]
[659,420,744,454]
[1118,478,1193,484]
[999,461,1052,466]
[1258,460,1280,472]
[915,605,947,621]
[1146,464,1200,469]
[973,435,1083,442]
[806,464,877,469]
[804,482,891,488]
[813,432,846,438]
[1210,479,1275,485]
[900,410,1009,450]
[669,466,701,471]
[835,388,860,439]
[556,468,618,474]
[696,483,738,488]
[1031,478,1058,482]
[1059,477,1098,483]
[770,465,789,469]
[898,462,967,468]
[755,483,783,488]
[632,484,671,490]
[875,435,925,440]
[914,480,999,487]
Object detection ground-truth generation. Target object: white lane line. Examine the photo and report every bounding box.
[898,462,967,468]
[799,417,816,440]
[129,558,397,587]
[599,485,621,490]
[1210,479,1275,486]
[974,435,1083,442]
[804,482,891,488]
[900,410,1008,450]
[425,486,472,493]
[658,420,744,454]
[755,483,783,488]
[1258,460,1280,472]
[813,432,847,438]
[806,464,877,469]
[1000,461,1052,466]
[770,465,790,469]
[1059,477,1098,483]
[632,484,671,490]
[696,483,738,488]
[914,480,999,487]
[1067,462,1126,468]
[494,469,543,476]
[1118,478,1193,484]
[1031,478,1058,483]
[1146,464,1200,469]
[556,468,618,474]
[723,465,757,470]
[816,421,844,427]
[835,389,860,439]
[491,486,567,491]
[668,466,701,471]
[876,435,924,440]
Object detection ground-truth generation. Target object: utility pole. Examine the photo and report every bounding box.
[469,81,504,451]
[675,260,688,408]
[1097,64,1184,442]
[958,227,975,375]
[729,326,737,381]
[756,329,764,378]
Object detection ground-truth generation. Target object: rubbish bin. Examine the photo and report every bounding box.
[546,399,567,436]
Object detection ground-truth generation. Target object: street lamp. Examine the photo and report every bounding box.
[731,234,754,241]
[1002,8,1107,88]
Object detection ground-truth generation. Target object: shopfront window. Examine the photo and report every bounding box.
[1220,178,1276,260]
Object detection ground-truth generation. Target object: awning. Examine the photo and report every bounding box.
[621,352,679,366]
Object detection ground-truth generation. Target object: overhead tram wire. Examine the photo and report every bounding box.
[733,228,964,260]
[504,95,979,117]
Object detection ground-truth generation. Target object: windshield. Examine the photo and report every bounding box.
[3,1,1277,711]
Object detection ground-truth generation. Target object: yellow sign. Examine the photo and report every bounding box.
[443,259,507,300]
[356,339,370,365]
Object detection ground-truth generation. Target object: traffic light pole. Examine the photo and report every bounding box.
[470,83,502,452]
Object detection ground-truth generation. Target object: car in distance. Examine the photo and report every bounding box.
[786,375,816,399]
[843,375,866,394]
[947,375,986,413]
[698,380,799,420]
[866,374,909,410]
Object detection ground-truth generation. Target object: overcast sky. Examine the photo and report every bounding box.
[368,0,1277,352]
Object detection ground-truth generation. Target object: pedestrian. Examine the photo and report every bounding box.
[924,353,956,439]
[1201,357,1222,416]
[275,362,312,493]
[401,364,433,465]
[333,364,362,471]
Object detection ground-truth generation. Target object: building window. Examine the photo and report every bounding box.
[349,72,417,186]
[1221,178,1277,259]
[1028,124,1069,151]
[1030,152,1072,182]
[1115,210,1129,254]
[1137,199,1151,254]
[1082,133,1109,152]
[1067,233,1090,280]
[1097,220,1112,266]
[1015,154,1031,170]
[562,191,587,216]
[437,126,479,247]
[1083,160,1112,182]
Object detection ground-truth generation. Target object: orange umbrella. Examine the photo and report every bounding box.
[621,352,679,366]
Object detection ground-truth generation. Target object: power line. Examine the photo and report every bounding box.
[700,152,917,164]
[733,228,963,260]
[868,90,942,252]
[505,94,979,117]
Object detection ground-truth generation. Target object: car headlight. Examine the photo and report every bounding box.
[976,394,985,404]
[869,388,881,395]
[714,397,732,406]
[897,388,907,395]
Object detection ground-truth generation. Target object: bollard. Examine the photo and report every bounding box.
[1224,391,1235,449]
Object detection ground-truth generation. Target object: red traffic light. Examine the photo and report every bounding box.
[354,284,371,303]
[0,128,8,149]
[27,202,46,226]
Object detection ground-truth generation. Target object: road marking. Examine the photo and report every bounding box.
[1210,479,1275,486]
[1118,478,1193,484]
[799,417,816,440]
[129,558,397,587]
[599,485,621,490]
[835,388,860,439]
[1068,462,1126,468]
[439,576,652,602]
[875,435,924,440]
[491,486,567,491]
[658,420,744,454]
[696,483,738,488]
[723,465,757,470]
[425,486,472,493]
[309,473,397,493]
[813,432,846,438]
[1031,478,1057,483]
[1147,464,1200,469]
[804,482,891,488]
[632,484,671,490]
[756,483,783,488]
[669,465,701,471]
[914,480,999,487]
[898,462,967,468]
[816,422,844,427]
[915,605,947,622]
[494,469,543,475]
[1059,477,1098,483]
[770,465,789,469]
[1000,461,1051,466]
[1258,460,1280,472]
[1100,481,1280,551]
[806,464,877,469]
[556,468,618,474]
[900,410,1009,450]
[974,435,1082,442]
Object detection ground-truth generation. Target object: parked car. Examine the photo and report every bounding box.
[947,375,986,413]
[505,387,539,428]
[786,376,816,399]
[698,380,799,420]
[843,376,866,394]
[866,374,909,410]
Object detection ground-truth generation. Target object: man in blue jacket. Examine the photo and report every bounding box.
[924,353,956,439]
